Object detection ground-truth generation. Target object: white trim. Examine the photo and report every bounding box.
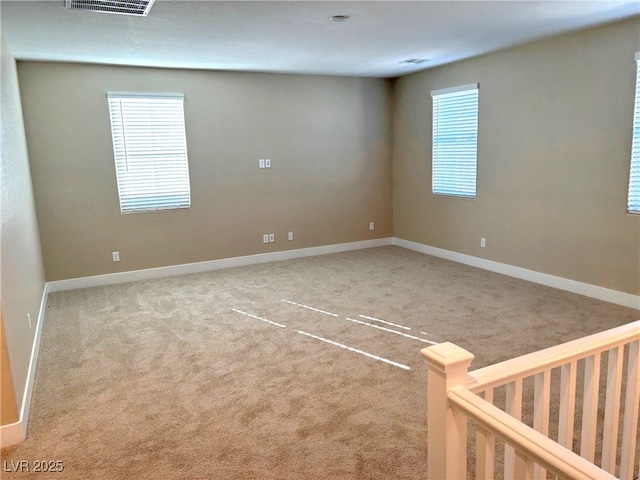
[48,238,393,292]
[431,83,479,97]
[0,419,25,448]
[0,284,49,448]
[392,238,640,310]
[107,91,183,100]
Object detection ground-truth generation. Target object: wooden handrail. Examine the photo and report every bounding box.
[468,320,640,392]
[423,322,639,479]
[447,386,617,480]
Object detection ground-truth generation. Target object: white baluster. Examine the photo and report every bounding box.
[476,388,495,479]
[602,346,624,474]
[505,379,525,479]
[580,354,601,463]
[533,370,551,479]
[620,339,639,480]
[558,361,577,450]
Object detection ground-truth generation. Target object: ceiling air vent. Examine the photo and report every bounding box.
[65,0,155,16]
[399,58,429,65]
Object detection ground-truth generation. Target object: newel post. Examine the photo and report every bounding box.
[422,342,475,480]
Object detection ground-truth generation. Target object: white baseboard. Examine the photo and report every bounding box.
[0,283,49,448]
[0,419,26,448]
[393,237,640,310]
[48,238,393,292]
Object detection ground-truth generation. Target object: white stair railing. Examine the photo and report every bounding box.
[423,320,639,479]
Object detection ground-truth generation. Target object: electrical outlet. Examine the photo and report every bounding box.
[265,158,271,168]
[269,234,275,243]
[288,232,293,241]
[369,222,375,231]
[263,234,270,244]
[481,237,486,248]
[112,251,120,262]
[259,159,266,169]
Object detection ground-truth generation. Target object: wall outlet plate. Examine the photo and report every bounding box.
[263,234,269,243]
[269,233,275,243]
[369,222,375,231]
[112,251,120,262]
[265,158,271,168]
[288,232,293,241]
[259,159,265,169]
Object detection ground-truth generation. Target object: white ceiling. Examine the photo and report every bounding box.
[1,0,639,78]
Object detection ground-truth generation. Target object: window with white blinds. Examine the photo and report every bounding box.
[627,53,640,215]
[431,83,479,198]
[107,92,191,213]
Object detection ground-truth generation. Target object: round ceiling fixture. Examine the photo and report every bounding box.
[330,15,350,22]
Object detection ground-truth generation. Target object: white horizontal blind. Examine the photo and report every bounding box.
[107,92,191,213]
[432,84,479,198]
[628,53,640,214]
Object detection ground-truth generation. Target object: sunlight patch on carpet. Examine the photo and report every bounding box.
[358,314,412,331]
[230,308,287,328]
[281,299,339,317]
[345,317,437,344]
[295,330,411,370]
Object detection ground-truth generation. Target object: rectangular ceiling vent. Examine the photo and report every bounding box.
[65,0,155,16]
[399,58,429,65]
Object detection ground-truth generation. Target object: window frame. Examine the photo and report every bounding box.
[107,92,191,214]
[431,83,479,199]
[627,53,640,215]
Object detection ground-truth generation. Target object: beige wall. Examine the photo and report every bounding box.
[12,19,640,296]
[393,18,640,296]
[1,37,46,423]
[17,64,393,281]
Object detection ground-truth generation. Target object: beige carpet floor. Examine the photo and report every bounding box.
[1,246,638,479]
